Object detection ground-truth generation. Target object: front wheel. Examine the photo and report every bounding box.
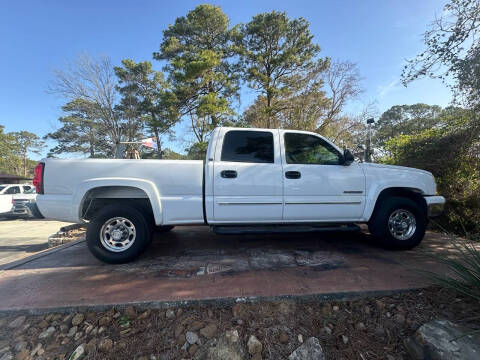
[86,204,151,263]
[368,196,426,250]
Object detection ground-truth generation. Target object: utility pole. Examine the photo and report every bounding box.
[365,118,375,162]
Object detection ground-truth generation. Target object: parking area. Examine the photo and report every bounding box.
[0,225,453,311]
[0,218,72,267]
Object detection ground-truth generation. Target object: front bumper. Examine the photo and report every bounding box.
[424,195,446,217]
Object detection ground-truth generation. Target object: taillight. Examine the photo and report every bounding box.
[33,163,44,194]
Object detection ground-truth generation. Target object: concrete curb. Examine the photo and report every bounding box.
[0,238,86,271]
[0,287,426,315]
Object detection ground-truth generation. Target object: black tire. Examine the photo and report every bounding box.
[29,203,44,219]
[154,225,175,233]
[368,196,426,250]
[86,204,152,264]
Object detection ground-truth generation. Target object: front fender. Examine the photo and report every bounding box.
[73,178,163,224]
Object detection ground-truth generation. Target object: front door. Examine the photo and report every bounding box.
[212,129,283,223]
[281,131,366,221]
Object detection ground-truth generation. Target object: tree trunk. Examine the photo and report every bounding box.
[153,127,162,159]
[23,152,27,177]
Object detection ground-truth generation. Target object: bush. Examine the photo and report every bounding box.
[381,109,480,239]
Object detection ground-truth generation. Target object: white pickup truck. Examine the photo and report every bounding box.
[35,127,445,263]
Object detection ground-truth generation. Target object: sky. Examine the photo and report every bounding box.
[0,0,452,158]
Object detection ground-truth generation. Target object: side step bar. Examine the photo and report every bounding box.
[212,224,360,235]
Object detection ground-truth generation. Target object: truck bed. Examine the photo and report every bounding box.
[39,159,204,224]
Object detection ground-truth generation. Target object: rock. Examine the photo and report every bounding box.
[332,306,339,312]
[15,348,30,360]
[186,331,199,345]
[200,324,217,339]
[252,354,262,360]
[375,300,385,310]
[69,344,85,360]
[225,329,239,343]
[374,325,385,336]
[189,321,204,331]
[279,332,289,343]
[364,306,371,315]
[341,335,348,344]
[247,335,262,355]
[323,327,332,335]
[404,319,480,360]
[298,334,304,343]
[74,331,83,341]
[232,303,248,319]
[193,335,245,360]
[386,355,395,360]
[38,320,48,329]
[71,314,84,326]
[8,317,26,329]
[85,324,94,335]
[288,337,325,360]
[63,314,73,323]
[85,338,97,354]
[394,314,405,324]
[177,334,186,345]
[98,316,111,326]
[67,326,77,337]
[125,306,136,319]
[0,352,12,360]
[98,338,113,352]
[176,309,183,317]
[0,347,9,355]
[138,310,151,320]
[14,341,27,352]
[99,326,106,334]
[174,323,184,338]
[30,344,42,357]
[356,322,366,331]
[38,326,55,339]
[165,309,175,320]
[188,344,198,356]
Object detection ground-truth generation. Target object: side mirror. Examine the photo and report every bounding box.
[342,149,355,166]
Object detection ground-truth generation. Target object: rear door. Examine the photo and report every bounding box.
[212,129,283,222]
[281,131,366,221]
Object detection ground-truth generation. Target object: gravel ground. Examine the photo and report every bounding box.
[1,287,480,360]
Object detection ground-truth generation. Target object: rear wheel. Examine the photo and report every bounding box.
[368,196,426,250]
[86,204,151,263]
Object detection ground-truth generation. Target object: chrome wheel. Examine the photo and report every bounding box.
[100,217,136,252]
[388,209,416,240]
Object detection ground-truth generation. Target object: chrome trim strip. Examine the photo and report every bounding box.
[285,201,362,205]
[218,202,283,205]
[343,190,363,194]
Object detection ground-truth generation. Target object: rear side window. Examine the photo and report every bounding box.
[221,130,274,163]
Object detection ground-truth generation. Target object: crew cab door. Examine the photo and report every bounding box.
[281,131,366,221]
[212,129,283,222]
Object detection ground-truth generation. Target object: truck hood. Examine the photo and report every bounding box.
[360,162,433,177]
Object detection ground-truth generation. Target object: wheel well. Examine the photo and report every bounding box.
[370,187,427,220]
[80,186,154,223]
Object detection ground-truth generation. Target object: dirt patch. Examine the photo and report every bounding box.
[1,287,479,360]
[48,227,86,248]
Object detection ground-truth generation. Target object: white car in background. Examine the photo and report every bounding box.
[0,184,35,216]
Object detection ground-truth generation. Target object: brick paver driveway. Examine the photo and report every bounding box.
[0,226,453,311]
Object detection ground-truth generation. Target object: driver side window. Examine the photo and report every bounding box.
[284,133,341,165]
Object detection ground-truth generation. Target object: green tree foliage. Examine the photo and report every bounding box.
[240,11,322,127]
[45,99,110,157]
[114,60,179,158]
[154,4,240,137]
[0,125,21,175]
[11,131,45,177]
[402,0,480,108]
[374,104,443,148]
